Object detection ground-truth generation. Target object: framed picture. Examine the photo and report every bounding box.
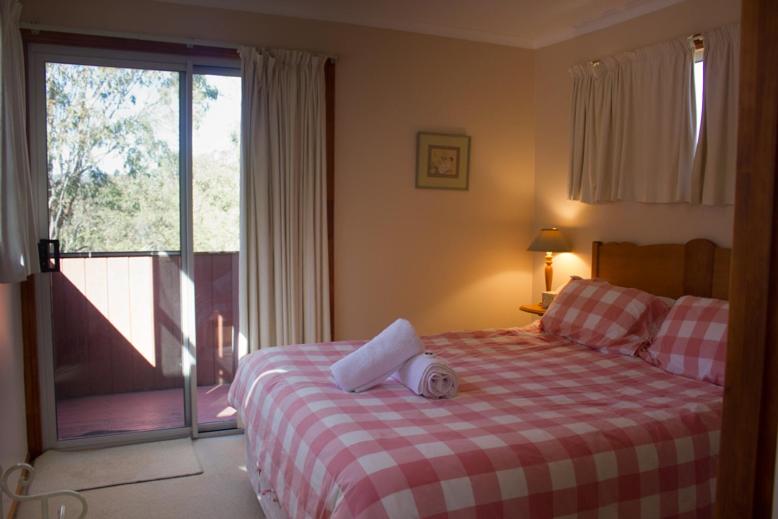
[415,132,471,190]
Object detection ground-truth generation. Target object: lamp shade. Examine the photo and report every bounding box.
[527,227,571,253]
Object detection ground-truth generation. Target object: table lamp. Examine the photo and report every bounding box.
[528,227,571,292]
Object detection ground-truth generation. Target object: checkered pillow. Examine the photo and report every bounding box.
[646,295,728,385]
[540,279,670,355]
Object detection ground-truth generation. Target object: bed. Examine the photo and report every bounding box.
[229,239,730,518]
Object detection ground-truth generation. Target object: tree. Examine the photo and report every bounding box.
[45,63,236,253]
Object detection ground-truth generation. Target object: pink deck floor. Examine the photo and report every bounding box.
[56,384,236,439]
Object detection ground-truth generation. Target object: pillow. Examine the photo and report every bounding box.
[540,279,670,355]
[645,295,728,385]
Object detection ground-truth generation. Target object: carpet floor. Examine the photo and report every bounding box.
[17,434,263,519]
[28,438,202,492]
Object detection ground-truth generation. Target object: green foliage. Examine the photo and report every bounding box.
[193,151,240,252]
[46,63,239,254]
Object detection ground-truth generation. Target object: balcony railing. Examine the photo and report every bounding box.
[51,252,239,399]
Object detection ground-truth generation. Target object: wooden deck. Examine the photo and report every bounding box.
[57,384,235,439]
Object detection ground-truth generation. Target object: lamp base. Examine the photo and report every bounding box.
[544,252,553,292]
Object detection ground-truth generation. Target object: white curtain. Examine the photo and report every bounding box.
[691,24,740,205]
[569,37,697,203]
[238,47,330,354]
[0,0,38,283]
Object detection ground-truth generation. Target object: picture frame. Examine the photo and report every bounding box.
[415,132,471,190]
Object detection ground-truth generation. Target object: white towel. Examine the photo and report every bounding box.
[331,318,424,392]
[391,352,458,399]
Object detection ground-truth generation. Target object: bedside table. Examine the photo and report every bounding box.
[519,303,546,316]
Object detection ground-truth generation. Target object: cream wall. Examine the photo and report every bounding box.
[531,0,740,299]
[0,283,27,515]
[21,0,537,339]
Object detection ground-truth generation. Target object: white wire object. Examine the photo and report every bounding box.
[0,463,88,519]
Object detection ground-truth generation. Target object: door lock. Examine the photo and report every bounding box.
[38,239,61,273]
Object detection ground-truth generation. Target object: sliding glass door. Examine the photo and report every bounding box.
[192,70,241,431]
[45,62,186,441]
[28,46,241,448]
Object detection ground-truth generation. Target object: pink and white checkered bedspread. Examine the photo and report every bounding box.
[228,326,722,518]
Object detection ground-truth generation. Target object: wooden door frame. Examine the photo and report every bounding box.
[716,0,778,516]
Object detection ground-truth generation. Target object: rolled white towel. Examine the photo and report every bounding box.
[331,318,424,392]
[391,352,458,399]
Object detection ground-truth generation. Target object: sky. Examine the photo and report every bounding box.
[194,73,241,156]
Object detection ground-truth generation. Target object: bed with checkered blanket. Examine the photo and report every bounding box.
[228,325,722,518]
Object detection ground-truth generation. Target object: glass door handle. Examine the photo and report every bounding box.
[38,239,61,273]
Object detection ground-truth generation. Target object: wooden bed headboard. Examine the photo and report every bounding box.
[591,239,731,300]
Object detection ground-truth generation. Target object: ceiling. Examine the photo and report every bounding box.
[159,0,685,49]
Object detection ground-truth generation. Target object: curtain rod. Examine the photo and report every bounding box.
[589,32,703,67]
[19,22,338,62]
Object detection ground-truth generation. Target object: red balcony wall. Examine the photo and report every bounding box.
[50,253,239,399]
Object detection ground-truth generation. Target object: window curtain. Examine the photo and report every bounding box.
[691,24,740,205]
[238,47,331,354]
[0,0,38,283]
[569,37,697,203]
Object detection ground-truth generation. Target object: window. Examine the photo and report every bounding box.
[45,63,241,254]
[694,56,704,146]
[46,63,182,253]
[193,72,241,253]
